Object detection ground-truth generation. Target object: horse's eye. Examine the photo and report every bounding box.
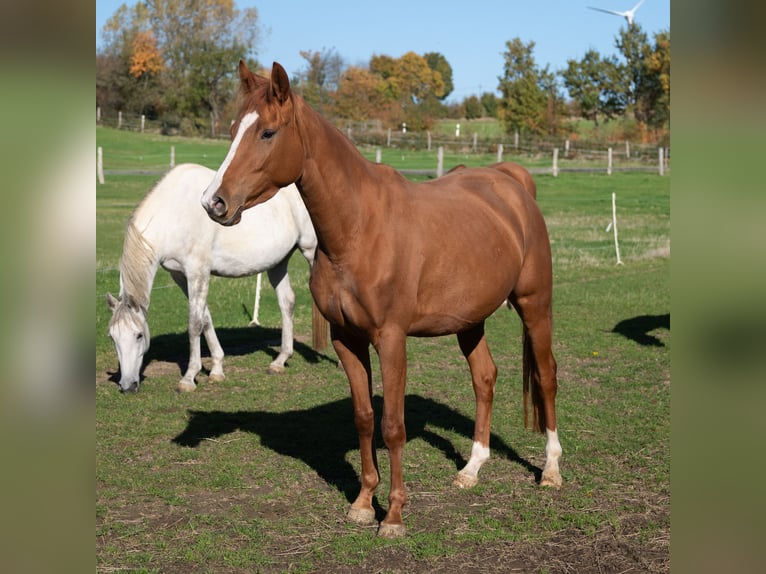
[261,129,276,140]
[136,333,143,341]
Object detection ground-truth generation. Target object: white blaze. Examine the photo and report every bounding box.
[201,111,260,207]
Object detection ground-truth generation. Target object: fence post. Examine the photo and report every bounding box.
[97,107,101,124]
[625,140,630,159]
[611,192,623,265]
[514,130,519,150]
[472,133,478,152]
[387,128,391,147]
[607,147,613,175]
[497,143,503,163]
[375,148,382,163]
[170,145,175,169]
[564,139,570,157]
[141,114,146,133]
[437,146,444,177]
[427,131,431,151]
[552,148,559,178]
[97,146,105,184]
[658,147,664,176]
[347,126,352,139]
[118,111,123,129]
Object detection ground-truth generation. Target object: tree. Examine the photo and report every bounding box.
[615,24,670,135]
[295,48,345,115]
[369,52,447,129]
[480,92,499,118]
[148,0,261,134]
[561,49,626,126]
[497,38,558,135]
[334,66,390,121]
[423,52,454,100]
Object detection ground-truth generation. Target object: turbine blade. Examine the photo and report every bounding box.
[588,7,624,17]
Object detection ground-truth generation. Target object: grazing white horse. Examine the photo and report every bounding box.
[106,163,317,393]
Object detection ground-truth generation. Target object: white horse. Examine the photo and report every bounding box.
[105,163,317,393]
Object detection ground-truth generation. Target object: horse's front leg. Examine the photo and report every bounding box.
[331,325,378,527]
[172,271,214,392]
[265,260,295,374]
[375,328,409,538]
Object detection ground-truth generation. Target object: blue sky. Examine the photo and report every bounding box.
[96,0,670,102]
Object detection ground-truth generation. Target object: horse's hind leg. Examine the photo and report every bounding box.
[454,323,497,488]
[266,259,295,374]
[510,292,562,488]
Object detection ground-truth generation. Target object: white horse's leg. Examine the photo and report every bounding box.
[253,272,263,326]
[171,271,212,392]
[265,259,295,374]
[201,305,225,383]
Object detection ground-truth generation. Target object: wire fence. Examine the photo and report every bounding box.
[96,108,670,181]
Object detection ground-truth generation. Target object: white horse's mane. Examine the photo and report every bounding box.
[119,216,157,312]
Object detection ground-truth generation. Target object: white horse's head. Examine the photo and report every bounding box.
[106,292,150,393]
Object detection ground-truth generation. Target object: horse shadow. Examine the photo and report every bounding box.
[106,325,336,386]
[172,394,541,512]
[612,313,670,347]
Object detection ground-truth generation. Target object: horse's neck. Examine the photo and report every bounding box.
[119,220,160,311]
[296,97,373,259]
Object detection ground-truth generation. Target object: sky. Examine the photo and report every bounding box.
[96,0,670,103]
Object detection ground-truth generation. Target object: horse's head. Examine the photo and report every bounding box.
[202,61,304,226]
[106,292,150,393]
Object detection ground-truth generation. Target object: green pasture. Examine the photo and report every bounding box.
[96,127,670,573]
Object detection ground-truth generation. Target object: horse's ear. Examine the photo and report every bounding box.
[106,292,119,311]
[238,59,258,94]
[269,62,291,104]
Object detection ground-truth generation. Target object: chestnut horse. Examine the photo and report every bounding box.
[201,61,562,537]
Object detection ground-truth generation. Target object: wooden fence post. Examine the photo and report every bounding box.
[97,146,105,184]
[607,147,613,175]
[514,130,519,150]
[437,146,444,177]
[427,131,432,151]
[118,111,122,129]
[497,143,503,163]
[564,139,570,157]
[375,148,382,163]
[658,147,664,176]
[141,114,146,133]
[625,140,630,159]
[96,107,101,124]
[387,128,391,147]
[472,133,478,152]
[552,148,559,178]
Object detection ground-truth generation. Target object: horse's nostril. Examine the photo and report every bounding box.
[211,195,227,217]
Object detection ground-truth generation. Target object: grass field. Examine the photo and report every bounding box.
[96,127,670,573]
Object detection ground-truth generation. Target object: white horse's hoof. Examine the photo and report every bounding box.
[453,472,479,489]
[540,471,563,489]
[208,373,225,383]
[347,507,376,526]
[176,382,197,393]
[377,522,406,538]
[266,364,285,375]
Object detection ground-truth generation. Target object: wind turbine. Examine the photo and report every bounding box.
[588,0,646,26]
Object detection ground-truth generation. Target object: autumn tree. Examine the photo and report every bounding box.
[334,66,390,121]
[98,0,261,135]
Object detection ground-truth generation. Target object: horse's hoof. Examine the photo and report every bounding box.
[453,472,478,489]
[176,382,196,393]
[540,471,562,489]
[266,364,285,375]
[208,373,225,383]
[377,522,406,538]
[347,507,376,526]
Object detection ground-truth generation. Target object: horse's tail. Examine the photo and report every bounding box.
[488,162,537,200]
[312,301,329,350]
[522,325,546,433]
